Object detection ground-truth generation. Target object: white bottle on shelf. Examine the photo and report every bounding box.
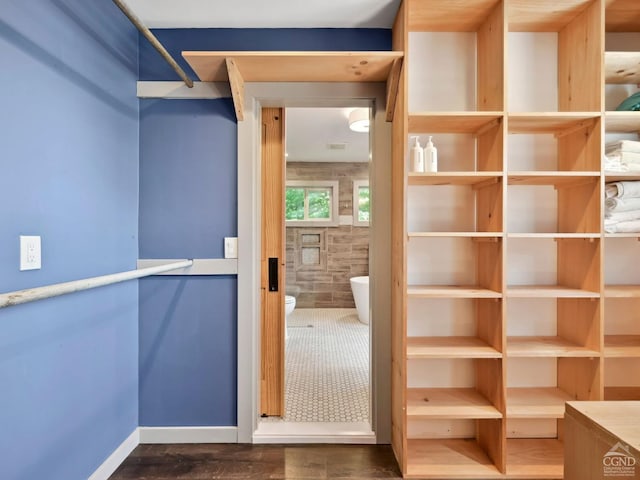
[424,135,438,173]
[410,136,424,173]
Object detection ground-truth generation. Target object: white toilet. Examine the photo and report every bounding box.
[285,295,296,339]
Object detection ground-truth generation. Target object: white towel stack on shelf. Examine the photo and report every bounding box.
[605,181,640,233]
[604,140,640,173]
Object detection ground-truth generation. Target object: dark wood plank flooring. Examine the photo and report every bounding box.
[109,444,402,479]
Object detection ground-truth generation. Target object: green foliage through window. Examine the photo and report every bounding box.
[285,186,332,221]
[358,186,370,222]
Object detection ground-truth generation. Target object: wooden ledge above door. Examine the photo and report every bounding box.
[181,51,404,122]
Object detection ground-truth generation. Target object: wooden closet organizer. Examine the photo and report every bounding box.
[390,0,640,478]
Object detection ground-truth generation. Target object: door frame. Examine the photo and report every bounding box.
[236,82,392,443]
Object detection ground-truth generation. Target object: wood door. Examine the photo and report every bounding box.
[260,107,285,416]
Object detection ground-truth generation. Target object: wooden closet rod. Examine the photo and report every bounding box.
[0,260,193,309]
[112,0,194,88]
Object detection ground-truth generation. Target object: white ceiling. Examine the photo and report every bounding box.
[286,108,370,163]
[125,0,399,29]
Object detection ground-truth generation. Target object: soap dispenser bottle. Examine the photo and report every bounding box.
[410,136,424,173]
[424,136,438,173]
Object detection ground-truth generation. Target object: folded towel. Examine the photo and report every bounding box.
[606,197,640,213]
[605,219,640,233]
[605,209,640,222]
[606,181,640,199]
[606,140,640,154]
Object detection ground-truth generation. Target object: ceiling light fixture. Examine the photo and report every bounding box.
[348,108,369,133]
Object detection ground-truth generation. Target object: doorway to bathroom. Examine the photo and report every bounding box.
[259,106,373,438]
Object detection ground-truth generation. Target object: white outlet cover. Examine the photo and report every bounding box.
[20,235,41,271]
[224,237,238,259]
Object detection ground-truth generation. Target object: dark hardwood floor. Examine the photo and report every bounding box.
[109,444,403,479]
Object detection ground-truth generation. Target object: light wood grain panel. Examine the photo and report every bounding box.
[604,285,640,297]
[260,108,285,416]
[605,51,640,84]
[182,51,403,82]
[391,1,407,473]
[507,285,600,297]
[477,240,503,293]
[604,335,640,357]
[557,238,600,291]
[507,336,600,357]
[558,0,603,112]
[557,114,601,173]
[408,285,502,298]
[225,58,244,121]
[604,386,640,400]
[558,298,601,353]
[476,180,503,233]
[477,358,505,412]
[477,298,504,352]
[408,172,502,186]
[408,0,501,32]
[507,387,574,418]
[605,112,640,133]
[478,419,506,474]
[407,336,502,359]
[407,388,502,419]
[505,439,564,478]
[606,0,640,32]
[408,112,503,134]
[558,357,602,401]
[508,172,600,186]
[477,1,506,111]
[508,113,600,134]
[406,439,502,478]
[509,0,591,32]
[477,114,504,171]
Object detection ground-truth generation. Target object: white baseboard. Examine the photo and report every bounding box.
[139,426,238,444]
[88,428,139,480]
[253,422,376,444]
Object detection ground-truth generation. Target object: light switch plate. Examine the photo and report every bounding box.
[20,235,41,271]
[224,237,238,259]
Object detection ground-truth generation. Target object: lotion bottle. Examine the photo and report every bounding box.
[410,136,424,173]
[424,135,438,172]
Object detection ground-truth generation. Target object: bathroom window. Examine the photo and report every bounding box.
[353,180,370,227]
[285,180,339,227]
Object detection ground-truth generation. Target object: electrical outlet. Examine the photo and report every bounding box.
[20,235,41,271]
[224,237,238,259]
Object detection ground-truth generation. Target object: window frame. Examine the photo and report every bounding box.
[353,179,370,227]
[285,180,339,227]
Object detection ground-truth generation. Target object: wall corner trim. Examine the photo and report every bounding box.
[88,428,139,480]
[139,426,238,444]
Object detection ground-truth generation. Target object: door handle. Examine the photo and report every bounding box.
[268,257,279,292]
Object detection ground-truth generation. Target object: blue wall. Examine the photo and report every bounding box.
[138,98,238,426]
[0,1,139,479]
[137,29,391,426]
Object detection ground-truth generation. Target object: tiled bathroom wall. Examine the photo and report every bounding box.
[285,162,369,308]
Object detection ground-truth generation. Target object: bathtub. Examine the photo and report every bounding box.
[350,276,369,325]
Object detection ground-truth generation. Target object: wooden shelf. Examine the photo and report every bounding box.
[408,172,502,186]
[605,173,640,182]
[507,285,600,298]
[605,52,640,84]
[509,0,592,32]
[507,387,574,418]
[506,439,564,479]
[182,51,403,82]
[408,285,502,298]
[507,233,600,239]
[605,233,640,238]
[507,336,600,357]
[605,112,640,133]
[408,232,502,239]
[507,172,600,186]
[606,0,640,32]
[407,337,502,359]
[508,113,599,134]
[604,285,640,297]
[407,388,502,419]
[604,386,640,400]
[408,0,501,33]
[604,335,640,357]
[408,112,503,134]
[406,439,502,479]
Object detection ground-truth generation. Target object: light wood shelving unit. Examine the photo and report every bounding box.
[391,0,640,478]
